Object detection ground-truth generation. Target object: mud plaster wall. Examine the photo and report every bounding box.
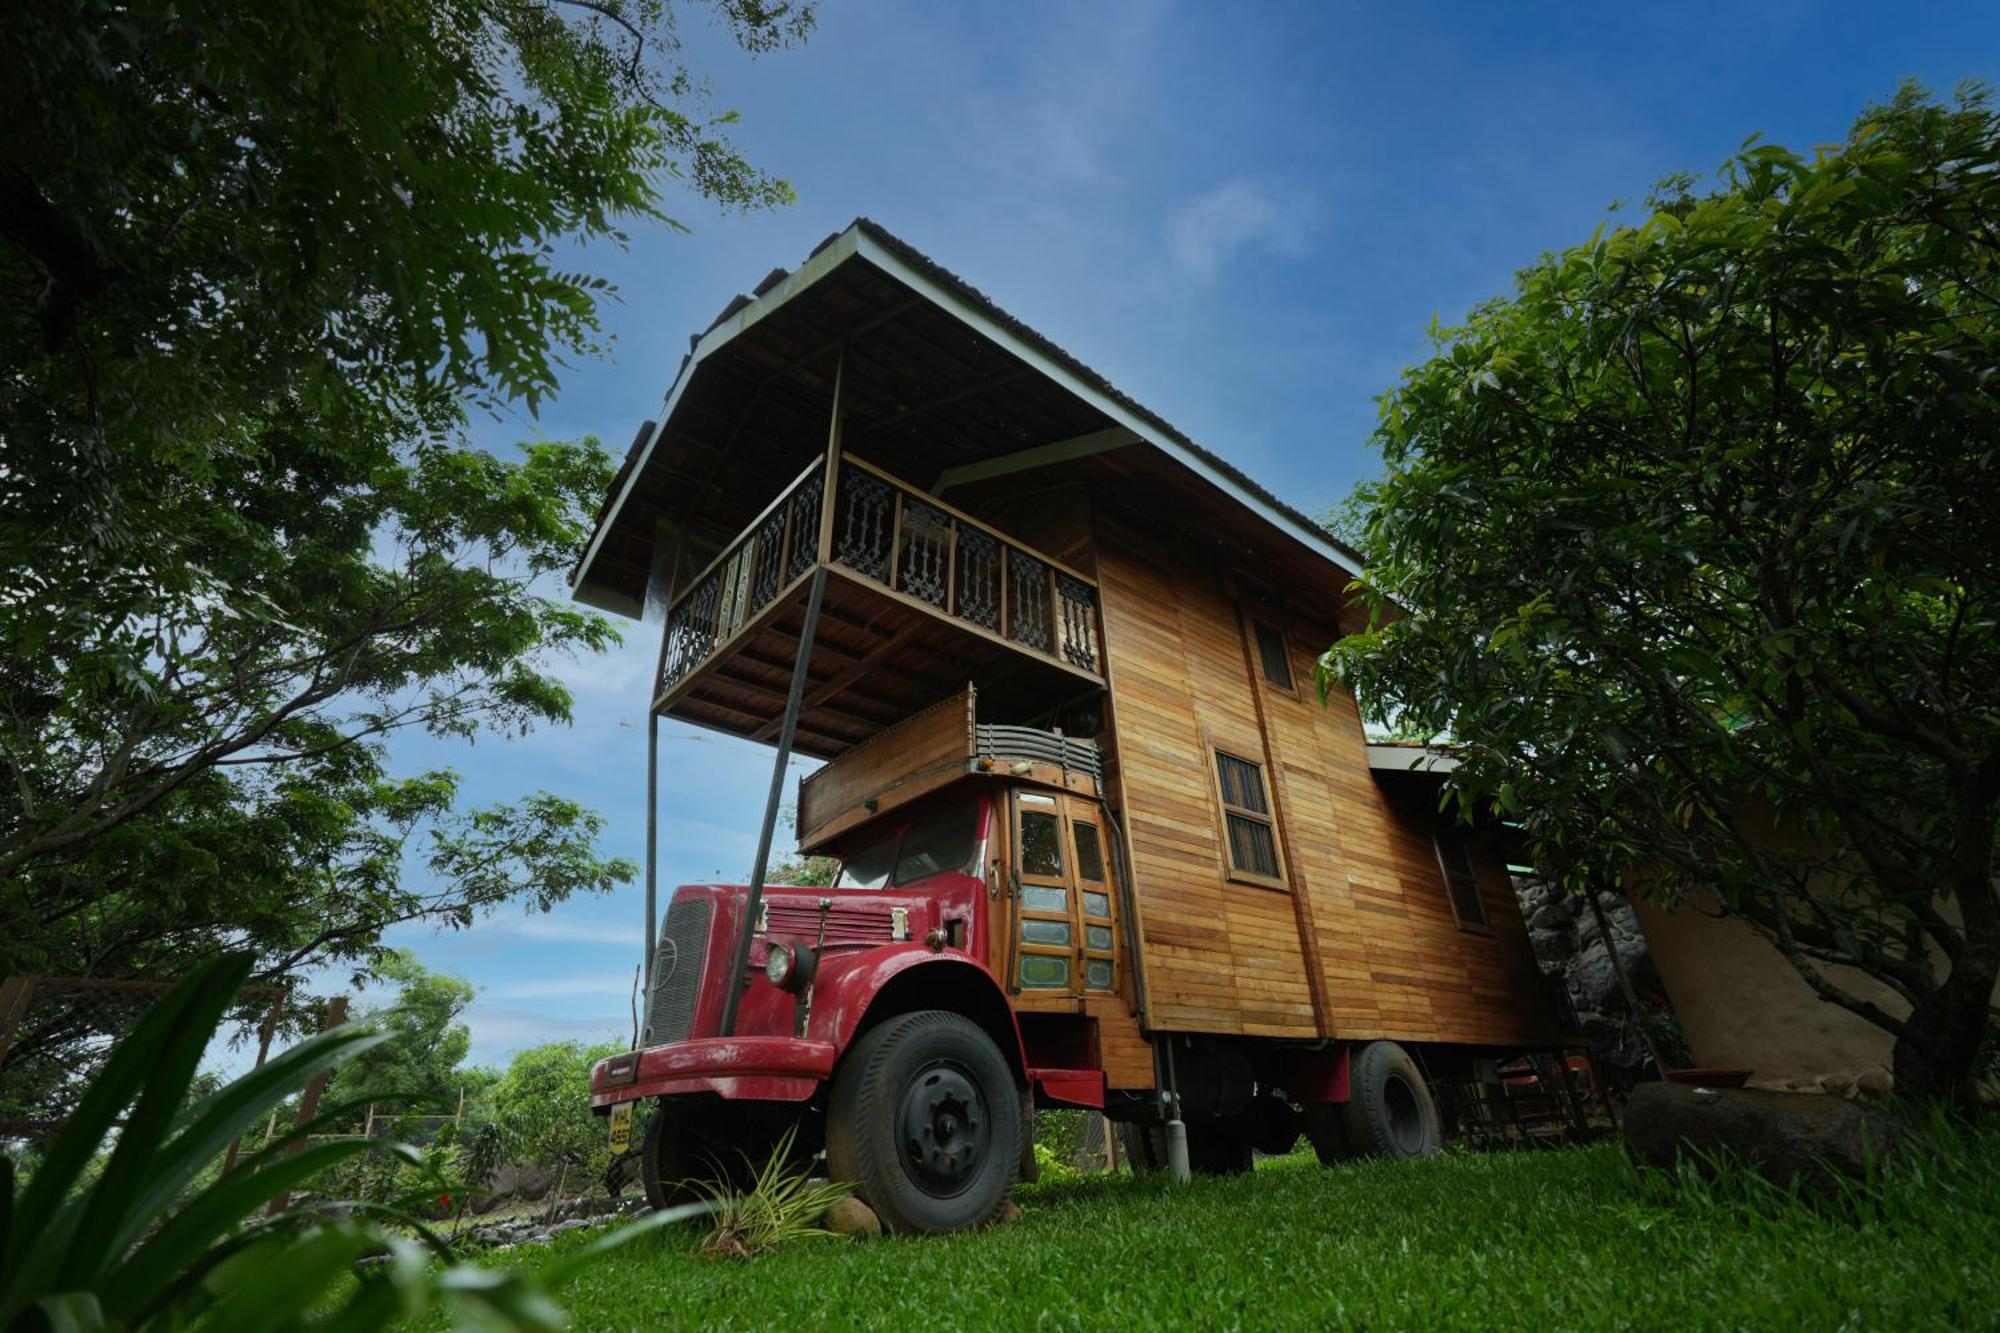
[1634,894,1900,1087]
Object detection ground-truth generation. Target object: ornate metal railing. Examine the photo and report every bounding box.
[657,453,1102,701]
[659,459,824,695]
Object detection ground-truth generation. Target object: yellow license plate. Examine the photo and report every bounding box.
[608,1101,634,1153]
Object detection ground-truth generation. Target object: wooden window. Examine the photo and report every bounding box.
[1015,793,1071,990]
[1432,822,1489,929]
[1071,819,1116,992]
[1214,750,1282,885]
[1252,620,1295,693]
[1019,808,1064,877]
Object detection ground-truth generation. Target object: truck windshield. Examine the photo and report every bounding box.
[893,800,978,883]
[835,834,897,890]
[833,797,980,889]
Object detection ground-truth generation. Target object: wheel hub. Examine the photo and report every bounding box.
[898,1061,985,1195]
[1385,1073,1425,1154]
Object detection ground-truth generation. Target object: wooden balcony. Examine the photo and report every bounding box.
[654,453,1105,758]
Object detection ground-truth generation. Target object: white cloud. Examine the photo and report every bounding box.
[549,631,653,699]
[463,1005,630,1058]
[483,974,637,1000]
[1165,179,1310,283]
[963,0,1168,187]
[493,917,641,947]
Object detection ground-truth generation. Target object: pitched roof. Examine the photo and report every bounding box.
[574,218,1363,616]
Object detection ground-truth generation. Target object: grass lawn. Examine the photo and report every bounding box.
[490,1131,2000,1331]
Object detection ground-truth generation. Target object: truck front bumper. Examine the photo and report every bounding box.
[590,1036,837,1107]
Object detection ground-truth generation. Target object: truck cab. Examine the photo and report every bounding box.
[590,710,1119,1233]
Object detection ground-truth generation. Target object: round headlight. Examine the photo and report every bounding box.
[764,942,795,988]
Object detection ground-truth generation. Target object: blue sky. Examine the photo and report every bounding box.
[380,0,2000,1067]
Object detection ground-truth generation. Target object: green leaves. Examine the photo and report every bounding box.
[1,0,800,1086]
[0,955,716,1331]
[1332,81,2000,1100]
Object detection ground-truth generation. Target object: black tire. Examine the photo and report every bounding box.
[1118,1121,1168,1172]
[1185,1118,1254,1175]
[825,1010,1022,1234]
[1341,1041,1442,1159]
[639,1099,703,1211]
[1300,1101,1353,1166]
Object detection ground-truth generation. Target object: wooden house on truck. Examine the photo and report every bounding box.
[576,220,1563,1232]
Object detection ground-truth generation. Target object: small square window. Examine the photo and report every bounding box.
[1433,823,1489,928]
[1019,955,1069,989]
[1253,621,1295,691]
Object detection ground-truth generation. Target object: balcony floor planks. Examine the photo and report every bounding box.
[660,559,1103,761]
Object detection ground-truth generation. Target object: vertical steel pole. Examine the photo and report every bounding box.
[642,523,686,1011]
[718,565,828,1036]
[1162,1035,1191,1184]
[719,349,843,1038]
[643,711,659,999]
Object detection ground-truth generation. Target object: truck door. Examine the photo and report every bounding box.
[1009,789,1120,1006]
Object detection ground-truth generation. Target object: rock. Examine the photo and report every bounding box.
[1816,1072,1856,1098]
[492,1161,555,1201]
[1570,939,1621,1012]
[1855,1067,1893,1098]
[1528,927,1576,962]
[1624,1081,1902,1198]
[821,1197,881,1238]
[1528,902,1575,933]
[547,1219,592,1238]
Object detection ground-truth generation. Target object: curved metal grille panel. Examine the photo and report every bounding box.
[643,895,711,1045]
[974,725,1103,781]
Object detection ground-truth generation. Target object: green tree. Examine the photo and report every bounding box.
[1328,84,2000,1105]
[332,951,477,1122]
[0,1,810,1101]
[768,853,839,888]
[489,1040,622,1186]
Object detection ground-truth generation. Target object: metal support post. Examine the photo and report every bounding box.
[644,711,659,996]
[718,567,828,1036]
[1162,1035,1191,1184]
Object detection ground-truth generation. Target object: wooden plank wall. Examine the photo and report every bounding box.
[1094,505,1557,1050]
[1094,510,1319,1038]
[797,688,974,849]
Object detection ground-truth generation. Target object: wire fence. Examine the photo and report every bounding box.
[0,974,294,1139]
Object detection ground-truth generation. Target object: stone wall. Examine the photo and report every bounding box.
[1511,876,1686,1083]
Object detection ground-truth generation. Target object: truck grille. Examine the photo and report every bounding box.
[765,901,895,946]
[644,895,710,1045]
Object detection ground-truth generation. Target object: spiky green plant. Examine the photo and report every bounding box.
[695,1128,853,1259]
[0,954,713,1330]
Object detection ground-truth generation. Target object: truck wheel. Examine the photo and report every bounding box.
[1117,1121,1169,1171]
[1341,1041,1441,1159]
[825,1010,1022,1234]
[1300,1102,1353,1165]
[640,1099,702,1210]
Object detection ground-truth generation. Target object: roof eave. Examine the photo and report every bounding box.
[572,219,1368,614]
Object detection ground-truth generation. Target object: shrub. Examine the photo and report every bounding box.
[0,955,711,1330]
[696,1128,851,1260]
